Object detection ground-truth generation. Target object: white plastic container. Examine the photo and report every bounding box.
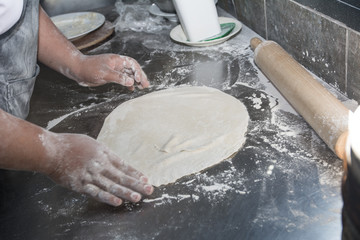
[172,0,220,42]
[347,106,360,180]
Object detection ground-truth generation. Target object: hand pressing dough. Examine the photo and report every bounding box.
[97,86,249,186]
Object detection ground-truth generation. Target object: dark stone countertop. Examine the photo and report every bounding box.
[0,2,347,240]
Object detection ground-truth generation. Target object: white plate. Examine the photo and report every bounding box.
[170,17,242,47]
[149,3,179,22]
[51,12,105,40]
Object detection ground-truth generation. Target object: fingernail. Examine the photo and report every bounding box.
[114,198,123,206]
[131,192,141,202]
[144,184,154,195]
[125,78,134,86]
[140,176,148,183]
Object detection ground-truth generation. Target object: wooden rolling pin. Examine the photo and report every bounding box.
[250,37,350,160]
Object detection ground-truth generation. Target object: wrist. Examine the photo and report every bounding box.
[36,130,65,175]
[59,52,87,83]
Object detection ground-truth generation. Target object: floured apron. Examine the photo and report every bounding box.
[0,0,40,119]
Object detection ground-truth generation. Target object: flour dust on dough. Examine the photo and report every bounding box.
[97,86,249,186]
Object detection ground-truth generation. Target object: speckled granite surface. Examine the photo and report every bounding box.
[0,2,348,239]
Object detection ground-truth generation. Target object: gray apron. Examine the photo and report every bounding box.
[0,0,40,119]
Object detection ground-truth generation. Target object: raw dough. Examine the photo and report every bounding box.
[97,86,249,186]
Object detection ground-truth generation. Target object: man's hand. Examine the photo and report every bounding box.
[0,110,154,206]
[43,132,154,206]
[73,54,150,91]
[37,7,150,91]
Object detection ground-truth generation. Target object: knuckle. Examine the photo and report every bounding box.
[83,184,100,197]
[109,184,127,197]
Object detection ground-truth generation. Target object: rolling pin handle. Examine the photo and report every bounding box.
[335,130,349,162]
[250,37,263,51]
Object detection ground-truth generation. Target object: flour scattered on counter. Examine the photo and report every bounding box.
[36,194,88,219]
[196,182,247,197]
[143,194,176,203]
[201,183,232,192]
[183,179,196,185]
[143,193,196,207]
[46,110,77,130]
[262,137,289,154]
[143,161,248,207]
[247,93,267,110]
[277,122,301,137]
[33,187,53,196]
[266,165,274,175]
[46,103,98,130]
[44,94,122,131]
[189,163,249,203]
[37,200,53,213]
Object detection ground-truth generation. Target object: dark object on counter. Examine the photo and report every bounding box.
[342,149,360,239]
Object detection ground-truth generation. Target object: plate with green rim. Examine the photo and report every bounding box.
[170,17,242,47]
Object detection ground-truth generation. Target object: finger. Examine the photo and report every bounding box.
[134,70,150,89]
[135,79,144,90]
[124,68,133,75]
[122,75,135,87]
[98,63,135,87]
[93,175,144,203]
[104,166,154,195]
[109,184,142,203]
[109,156,147,182]
[121,57,150,88]
[127,85,135,91]
[121,56,137,71]
[114,70,135,87]
[83,184,123,206]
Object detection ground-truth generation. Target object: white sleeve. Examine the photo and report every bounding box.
[0,0,24,35]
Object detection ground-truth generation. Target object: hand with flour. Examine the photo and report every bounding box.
[44,133,154,206]
[0,5,153,206]
[38,7,149,90]
[69,54,150,91]
[0,109,153,206]
[37,7,153,204]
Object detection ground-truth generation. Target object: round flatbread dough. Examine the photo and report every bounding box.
[97,86,249,186]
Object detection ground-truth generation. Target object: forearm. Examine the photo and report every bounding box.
[0,109,53,173]
[0,109,154,205]
[37,6,150,89]
[37,6,83,80]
